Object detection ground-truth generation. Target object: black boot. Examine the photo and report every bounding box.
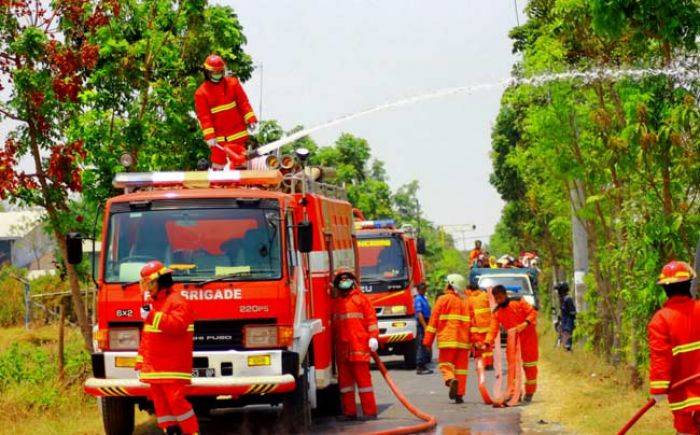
[165,426,182,435]
[455,396,464,404]
[447,379,458,400]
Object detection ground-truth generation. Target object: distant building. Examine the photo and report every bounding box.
[0,210,54,269]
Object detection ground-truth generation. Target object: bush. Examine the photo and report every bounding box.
[0,266,27,326]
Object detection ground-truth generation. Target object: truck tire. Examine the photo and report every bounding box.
[100,397,134,435]
[403,339,418,370]
[282,357,312,433]
[314,383,342,416]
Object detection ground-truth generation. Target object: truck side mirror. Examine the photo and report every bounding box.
[417,237,427,255]
[66,232,83,265]
[297,221,313,253]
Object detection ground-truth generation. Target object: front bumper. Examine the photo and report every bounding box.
[85,349,298,399]
[84,374,296,399]
[378,318,417,345]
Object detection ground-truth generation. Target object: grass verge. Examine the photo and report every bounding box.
[521,324,674,435]
[0,324,155,435]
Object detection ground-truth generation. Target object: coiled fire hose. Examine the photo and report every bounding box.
[617,373,700,435]
[367,352,438,435]
[476,328,525,407]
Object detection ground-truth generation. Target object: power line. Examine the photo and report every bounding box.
[513,0,520,26]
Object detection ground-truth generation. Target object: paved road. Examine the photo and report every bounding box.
[139,356,563,434]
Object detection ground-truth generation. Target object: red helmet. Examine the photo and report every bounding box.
[140,260,172,284]
[657,260,696,285]
[203,54,225,73]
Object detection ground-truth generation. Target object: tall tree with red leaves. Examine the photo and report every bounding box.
[0,0,117,347]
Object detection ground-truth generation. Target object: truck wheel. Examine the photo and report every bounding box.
[314,383,342,416]
[100,397,134,435]
[282,357,312,433]
[403,339,418,370]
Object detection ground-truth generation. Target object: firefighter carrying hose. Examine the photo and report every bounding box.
[331,269,379,420]
[136,261,198,434]
[487,284,539,403]
[194,54,258,170]
[422,273,474,403]
[466,283,494,369]
[648,260,700,434]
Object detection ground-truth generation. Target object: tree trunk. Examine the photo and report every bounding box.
[55,231,92,349]
[58,300,66,381]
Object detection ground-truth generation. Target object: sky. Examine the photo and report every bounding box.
[223,0,524,249]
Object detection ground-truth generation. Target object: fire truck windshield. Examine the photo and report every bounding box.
[104,207,282,283]
[357,236,408,284]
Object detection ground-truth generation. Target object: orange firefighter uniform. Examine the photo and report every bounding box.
[466,287,493,367]
[423,286,473,400]
[487,298,538,396]
[136,262,198,433]
[194,58,257,168]
[332,285,379,417]
[648,261,700,434]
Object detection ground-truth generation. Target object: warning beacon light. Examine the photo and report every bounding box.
[113,170,283,190]
[354,219,396,230]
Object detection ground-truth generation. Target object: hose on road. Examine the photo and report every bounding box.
[617,373,700,435]
[367,352,438,435]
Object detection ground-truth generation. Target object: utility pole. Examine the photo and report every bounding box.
[439,224,477,251]
[570,180,589,312]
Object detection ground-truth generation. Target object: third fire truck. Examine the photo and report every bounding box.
[355,219,426,368]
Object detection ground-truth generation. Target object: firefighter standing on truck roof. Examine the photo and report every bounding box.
[136,261,198,435]
[487,284,539,403]
[648,260,700,434]
[466,282,494,370]
[422,273,474,403]
[194,54,258,170]
[331,269,379,420]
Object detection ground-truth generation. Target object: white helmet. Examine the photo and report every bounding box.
[445,273,467,292]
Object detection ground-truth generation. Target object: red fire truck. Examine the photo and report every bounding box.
[355,220,426,368]
[70,163,356,434]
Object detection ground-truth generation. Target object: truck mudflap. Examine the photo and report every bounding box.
[84,374,296,399]
[378,318,417,345]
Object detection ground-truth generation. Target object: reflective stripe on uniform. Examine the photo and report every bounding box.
[426,326,437,333]
[135,355,143,362]
[368,324,378,332]
[340,386,354,393]
[157,415,176,423]
[139,371,192,380]
[650,380,670,389]
[669,397,700,411]
[482,352,493,357]
[244,111,255,122]
[357,387,373,393]
[210,101,237,114]
[216,130,249,143]
[438,341,470,349]
[143,325,162,333]
[455,369,468,375]
[672,340,700,356]
[524,380,537,385]
[152,312,163,329]
[438,362,455,368]
[522,361,538,367]
[334,312,364,320]
[470,327,490,333]
[202,127,214,136]
[474,308,491,314]
[439,314,471,322]
[175,409,195,422]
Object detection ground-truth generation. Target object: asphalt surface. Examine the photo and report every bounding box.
[137,355,565,435]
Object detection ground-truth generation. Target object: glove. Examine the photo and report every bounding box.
[206,138,218,148]
[140,305,152,320]
[652,394,666,404]
[368,337,378,352]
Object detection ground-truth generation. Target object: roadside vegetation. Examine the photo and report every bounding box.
[488,0,700,380]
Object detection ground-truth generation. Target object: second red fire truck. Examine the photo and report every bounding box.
[355,220,426,368]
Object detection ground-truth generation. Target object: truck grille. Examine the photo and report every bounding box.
[193,319,275,351]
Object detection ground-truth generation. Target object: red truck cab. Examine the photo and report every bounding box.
[355,220,426,368]
[73,169,355,433]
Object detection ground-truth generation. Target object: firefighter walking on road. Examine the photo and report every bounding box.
[466,283,494,369]
[648,261,700,435]
[422,273,474,403]
[331,270,379,420]
[194,54,258,170]
[136,261,198,435]
[487,284,539,403]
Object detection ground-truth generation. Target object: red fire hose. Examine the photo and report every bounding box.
[367,352,438,435]
[617,373,700,435]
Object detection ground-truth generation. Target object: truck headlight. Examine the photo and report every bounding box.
[109,327,140,350]
[389,306,407,315]
[244,325,294,349]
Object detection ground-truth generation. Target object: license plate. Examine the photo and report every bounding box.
[192,368,215,378]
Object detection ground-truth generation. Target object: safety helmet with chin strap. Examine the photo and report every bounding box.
[333,268,357,291]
